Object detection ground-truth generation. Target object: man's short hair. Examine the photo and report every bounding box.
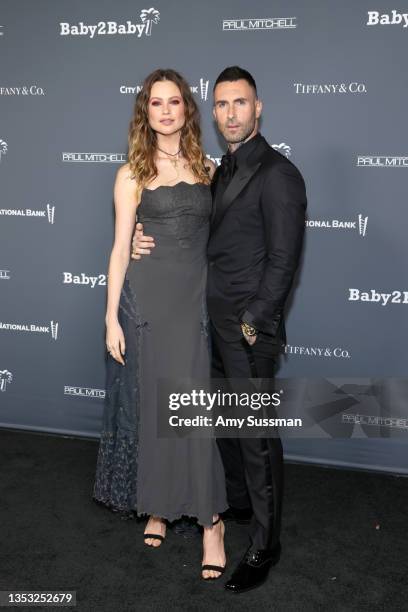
[213,66,257,96]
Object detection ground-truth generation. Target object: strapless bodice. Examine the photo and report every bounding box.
[136,181,211,242]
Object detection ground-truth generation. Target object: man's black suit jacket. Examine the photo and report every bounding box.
[207,133,307,343]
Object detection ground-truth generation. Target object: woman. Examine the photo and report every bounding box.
[92,69,227,580]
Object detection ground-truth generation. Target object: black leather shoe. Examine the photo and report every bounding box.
[224,542,281,593]
[220,506,253,524]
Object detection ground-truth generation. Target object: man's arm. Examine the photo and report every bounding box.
[241,162,307,336]
[131,222,155,259]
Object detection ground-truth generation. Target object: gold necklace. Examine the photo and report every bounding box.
[157,146,181,169]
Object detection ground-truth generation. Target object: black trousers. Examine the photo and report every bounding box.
[211,322,283,551]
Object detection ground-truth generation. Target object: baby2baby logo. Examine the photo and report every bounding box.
[60,8,160,38]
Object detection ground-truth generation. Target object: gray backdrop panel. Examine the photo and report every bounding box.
[1,1,407,473]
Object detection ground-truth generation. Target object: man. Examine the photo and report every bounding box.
[132,66,307,593]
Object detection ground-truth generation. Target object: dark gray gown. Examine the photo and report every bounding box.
[93,181,228,526]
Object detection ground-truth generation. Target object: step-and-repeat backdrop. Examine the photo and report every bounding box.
[1,1,407,473]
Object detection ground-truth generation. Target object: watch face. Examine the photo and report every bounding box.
[242,323,256,335]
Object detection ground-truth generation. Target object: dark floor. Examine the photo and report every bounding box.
[0,429,406,612]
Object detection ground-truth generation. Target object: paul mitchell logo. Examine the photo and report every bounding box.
[285,345,351,359]
[294,83,366,94]
[62,153,127,163]
[0,203,55,223]
[343,413,408,430]
[367,10,408,27]
[60,8,160,38]
[63,272,106,288]
[348,289,408,306]
[0,370,13,391]
[0,86,45,96]
[306,214,368,237]
[64,385,105,399]
[223,17,296,31]
[357,156,408,167]
[0,320,59,339]
[0,270,11,279]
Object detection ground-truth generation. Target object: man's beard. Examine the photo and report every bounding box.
[223,117,256,145]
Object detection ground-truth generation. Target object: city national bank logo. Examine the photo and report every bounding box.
[64,385,105,399]
[0,370,13,392]
[294,82,366,94]
[367,10,408,27]
[120,78,210,101]
[60,8,160,38]
[63,272,106,288]
[357,155,408,167]
[191,78,209,101]
[62,152,127,163]
[223,17,296,31]
[0,138,8,161]
[0,203,55,223]
[306,214,368,237]
[0,320,59,339]
[285,345,351,359]
[348,289,408,306]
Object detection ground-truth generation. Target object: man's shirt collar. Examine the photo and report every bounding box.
[229,132,262,167]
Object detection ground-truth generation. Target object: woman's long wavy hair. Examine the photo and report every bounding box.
[127,68,210,190]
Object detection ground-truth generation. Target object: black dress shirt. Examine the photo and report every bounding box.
[214,133,263,225]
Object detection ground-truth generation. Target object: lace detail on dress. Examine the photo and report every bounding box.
[92,430,138,518]
[92,278,144,519]
[200,289,211,353]
[137,182,211,248]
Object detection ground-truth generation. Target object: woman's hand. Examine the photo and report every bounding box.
[106,319,126,365]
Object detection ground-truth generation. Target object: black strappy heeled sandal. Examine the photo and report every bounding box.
[201,516,226,580]
[143,533,165,545]
[144,517,166,547]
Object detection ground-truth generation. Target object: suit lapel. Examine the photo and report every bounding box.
[211,160,261,232]
[210,166,221,225]
[210,135,269,232]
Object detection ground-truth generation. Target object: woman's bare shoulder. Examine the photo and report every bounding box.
[113,163,141,209]
[116,162,136,182]
[115,163,141,195]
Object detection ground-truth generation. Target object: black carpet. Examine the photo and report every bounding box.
[0,429,406,612]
